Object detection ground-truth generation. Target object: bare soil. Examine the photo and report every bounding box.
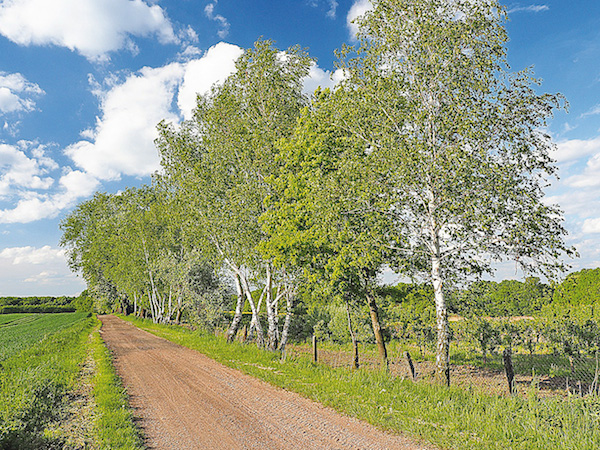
[98,315,434,450]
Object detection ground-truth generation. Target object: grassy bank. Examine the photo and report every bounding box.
[0,313,95,448]
[121,315,600,450]
[90,326,144,449]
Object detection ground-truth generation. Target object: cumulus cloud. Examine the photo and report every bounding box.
[0,0,177,61]
[583,218,600,234]
[0,169,99,223]
[177,42,243,120]
[204,1,230,39]
[507,4,549,14]
[66,63,185,180]
[566,152,600,188]
[65,42,244,180]
[0,72,44,115]
[0,141,57,198]
[553,136,600,163]
[0,245,65,265]
[303,63,346,95]
[347,0,372,39]
[0,140,99,223]
[0,245,83,295]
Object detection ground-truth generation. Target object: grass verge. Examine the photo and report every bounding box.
[90,326,144,449]
[121,315,600,450]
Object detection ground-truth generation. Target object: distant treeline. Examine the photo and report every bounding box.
[0,296,79,314]
[381,268,600,321]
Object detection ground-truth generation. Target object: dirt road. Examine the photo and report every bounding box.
[98,315,433,450]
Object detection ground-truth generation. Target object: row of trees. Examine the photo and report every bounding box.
[60,0,574,384]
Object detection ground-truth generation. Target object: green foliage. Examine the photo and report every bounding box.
[451,277,553,317]
[0,314,94,448]
[552,268,600,307]
[0,296,77,314]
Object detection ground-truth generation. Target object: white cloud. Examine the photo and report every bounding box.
[0,159,99,223]
[0,72,44,115]
[581,104,600,118]
[0,245,84,295]
[566,152,600,188]
[554,136,600,163]
[204,2,230,39]
[177,42,243,120]
[327,0,339,18]
[66,63,185,180]
[65,42,246,180]
[0,245,65,265]
[303,63,346,95]
[583,218,600,234]
[0,0,177,61]
[0,141,56,198]
[508,4,549,14]
[347,0,372,39]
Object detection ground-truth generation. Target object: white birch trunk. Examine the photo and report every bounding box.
[239,271,265,347]
[226,273,245,342]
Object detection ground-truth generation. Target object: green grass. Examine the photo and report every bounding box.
[0,313,94,448]
[91,328,144,449]
[0,312,89,362]
[121,315,600,450]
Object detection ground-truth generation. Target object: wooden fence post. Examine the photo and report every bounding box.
[405,351,416,380]
[503,347,515,395]
[312,335,318,363]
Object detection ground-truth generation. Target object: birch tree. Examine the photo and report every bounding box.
[338,0,575,384]
[157,39,312,349]
[261,89,394,364]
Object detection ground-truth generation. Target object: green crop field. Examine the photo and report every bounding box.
[0,312,89,362]
[0,312,94,448]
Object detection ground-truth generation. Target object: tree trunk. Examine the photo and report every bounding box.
[366,290,387,367]
[432,251,450,386]
[346,299,359,370]
[239,272,265,347]
[279,291,294,354]
[265,265,279,351]
[226,273,245,343]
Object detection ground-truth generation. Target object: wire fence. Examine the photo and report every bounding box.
[222,311,600,398]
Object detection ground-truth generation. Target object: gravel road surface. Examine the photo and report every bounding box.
[99,315,434,450]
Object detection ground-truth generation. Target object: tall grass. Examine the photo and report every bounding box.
[122,315,600,450]
[0,314,94,448]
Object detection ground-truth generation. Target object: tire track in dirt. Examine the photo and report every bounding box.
[99,315,434,450]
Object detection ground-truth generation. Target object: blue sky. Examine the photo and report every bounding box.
[0,0,599,296]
